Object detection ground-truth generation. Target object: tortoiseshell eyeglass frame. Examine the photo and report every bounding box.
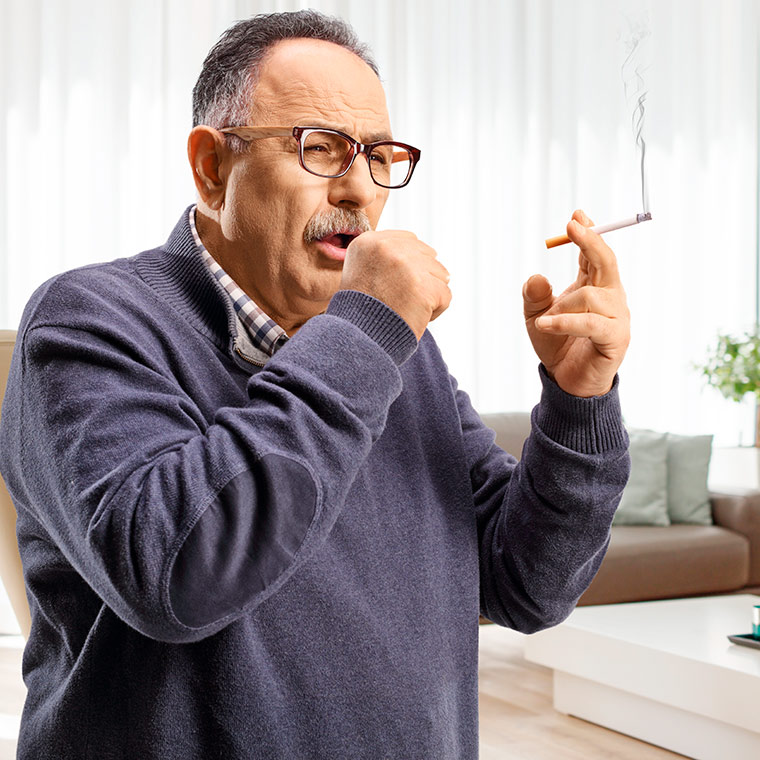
[219,125,421,189]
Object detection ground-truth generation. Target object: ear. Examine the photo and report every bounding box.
[187,126,229,211]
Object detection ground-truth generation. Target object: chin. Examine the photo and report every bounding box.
[299,271,343,309]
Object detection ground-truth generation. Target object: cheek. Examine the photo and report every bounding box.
[225,163,323,241]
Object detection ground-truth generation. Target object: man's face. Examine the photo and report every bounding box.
[217,39,392,329]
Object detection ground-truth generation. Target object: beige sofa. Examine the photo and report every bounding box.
[482,412,760,606]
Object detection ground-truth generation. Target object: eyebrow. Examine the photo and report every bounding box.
[306,121,393,143]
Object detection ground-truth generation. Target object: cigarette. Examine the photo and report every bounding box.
[545,212,652,249]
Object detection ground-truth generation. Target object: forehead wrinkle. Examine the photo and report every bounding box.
[254,88,392,142]
[249,42,391,140]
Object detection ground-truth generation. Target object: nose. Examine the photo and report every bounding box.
[326,153,380,210]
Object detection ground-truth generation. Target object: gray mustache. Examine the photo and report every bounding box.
[304,208,371,244]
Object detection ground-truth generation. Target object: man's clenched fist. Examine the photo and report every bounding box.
[341,230,451,340]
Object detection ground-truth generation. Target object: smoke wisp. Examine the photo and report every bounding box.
[620,14,651,213]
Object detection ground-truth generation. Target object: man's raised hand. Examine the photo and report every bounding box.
[523,209,631,397]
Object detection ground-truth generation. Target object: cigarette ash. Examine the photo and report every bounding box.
[619,14,651,214]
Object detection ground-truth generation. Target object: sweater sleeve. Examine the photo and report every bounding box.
[461,366,630,632]
[1,288,416,644]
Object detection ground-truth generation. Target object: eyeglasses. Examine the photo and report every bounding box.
[219,125,421,189]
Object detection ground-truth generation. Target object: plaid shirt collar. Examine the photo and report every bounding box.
[189,206,289,357]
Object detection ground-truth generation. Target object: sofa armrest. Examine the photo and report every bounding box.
[710,489,760,586]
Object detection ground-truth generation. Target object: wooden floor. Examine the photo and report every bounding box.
[0,629,687,759]
[478,625,687,759]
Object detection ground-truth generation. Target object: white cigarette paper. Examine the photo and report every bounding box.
[545,212,652,249]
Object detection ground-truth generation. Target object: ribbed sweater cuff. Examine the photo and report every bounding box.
[534,364,628,455]
[326,290,418,367]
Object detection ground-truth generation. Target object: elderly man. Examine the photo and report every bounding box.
[0,10,630,760]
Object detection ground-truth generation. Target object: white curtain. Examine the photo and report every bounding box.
[1,0,759,445]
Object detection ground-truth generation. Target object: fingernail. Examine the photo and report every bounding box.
[580,210,590,225]
[572,220,585,236]
[536,316,552,329]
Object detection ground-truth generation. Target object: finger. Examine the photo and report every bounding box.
[522,274,554,319]
[374,229,419,240]
[381,230,438,259]
[572,208,595,228]
[430,281,453,321]
[566,220,621,287]
[544,285,627,320]
[402,237,437,258]
[429,258,451,284]
[534,311,619,344]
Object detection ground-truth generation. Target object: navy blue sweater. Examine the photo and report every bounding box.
[0,209,629,759]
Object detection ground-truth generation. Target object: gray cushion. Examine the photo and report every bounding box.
[667,433,713,524]
[613,429,670,526]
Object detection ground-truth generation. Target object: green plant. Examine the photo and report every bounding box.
[698,328,760,445]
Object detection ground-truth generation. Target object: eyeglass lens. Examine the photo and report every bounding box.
[301,131,413,188]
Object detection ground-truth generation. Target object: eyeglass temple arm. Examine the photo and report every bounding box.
[219,126,293,140]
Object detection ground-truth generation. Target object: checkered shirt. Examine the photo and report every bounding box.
[189,207,289,356]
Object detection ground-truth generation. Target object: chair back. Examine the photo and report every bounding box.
[0,330,31,638]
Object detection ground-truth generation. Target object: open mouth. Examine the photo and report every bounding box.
[319,231,361,249]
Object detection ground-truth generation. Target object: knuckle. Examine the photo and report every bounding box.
[376,239,403,264]
[549,315,565,331]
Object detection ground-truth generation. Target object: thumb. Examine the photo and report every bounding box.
[523,274,553,319]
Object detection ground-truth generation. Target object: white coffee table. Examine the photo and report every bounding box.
[523,595,760,760]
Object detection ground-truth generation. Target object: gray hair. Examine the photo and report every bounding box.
[192,10,379,151]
